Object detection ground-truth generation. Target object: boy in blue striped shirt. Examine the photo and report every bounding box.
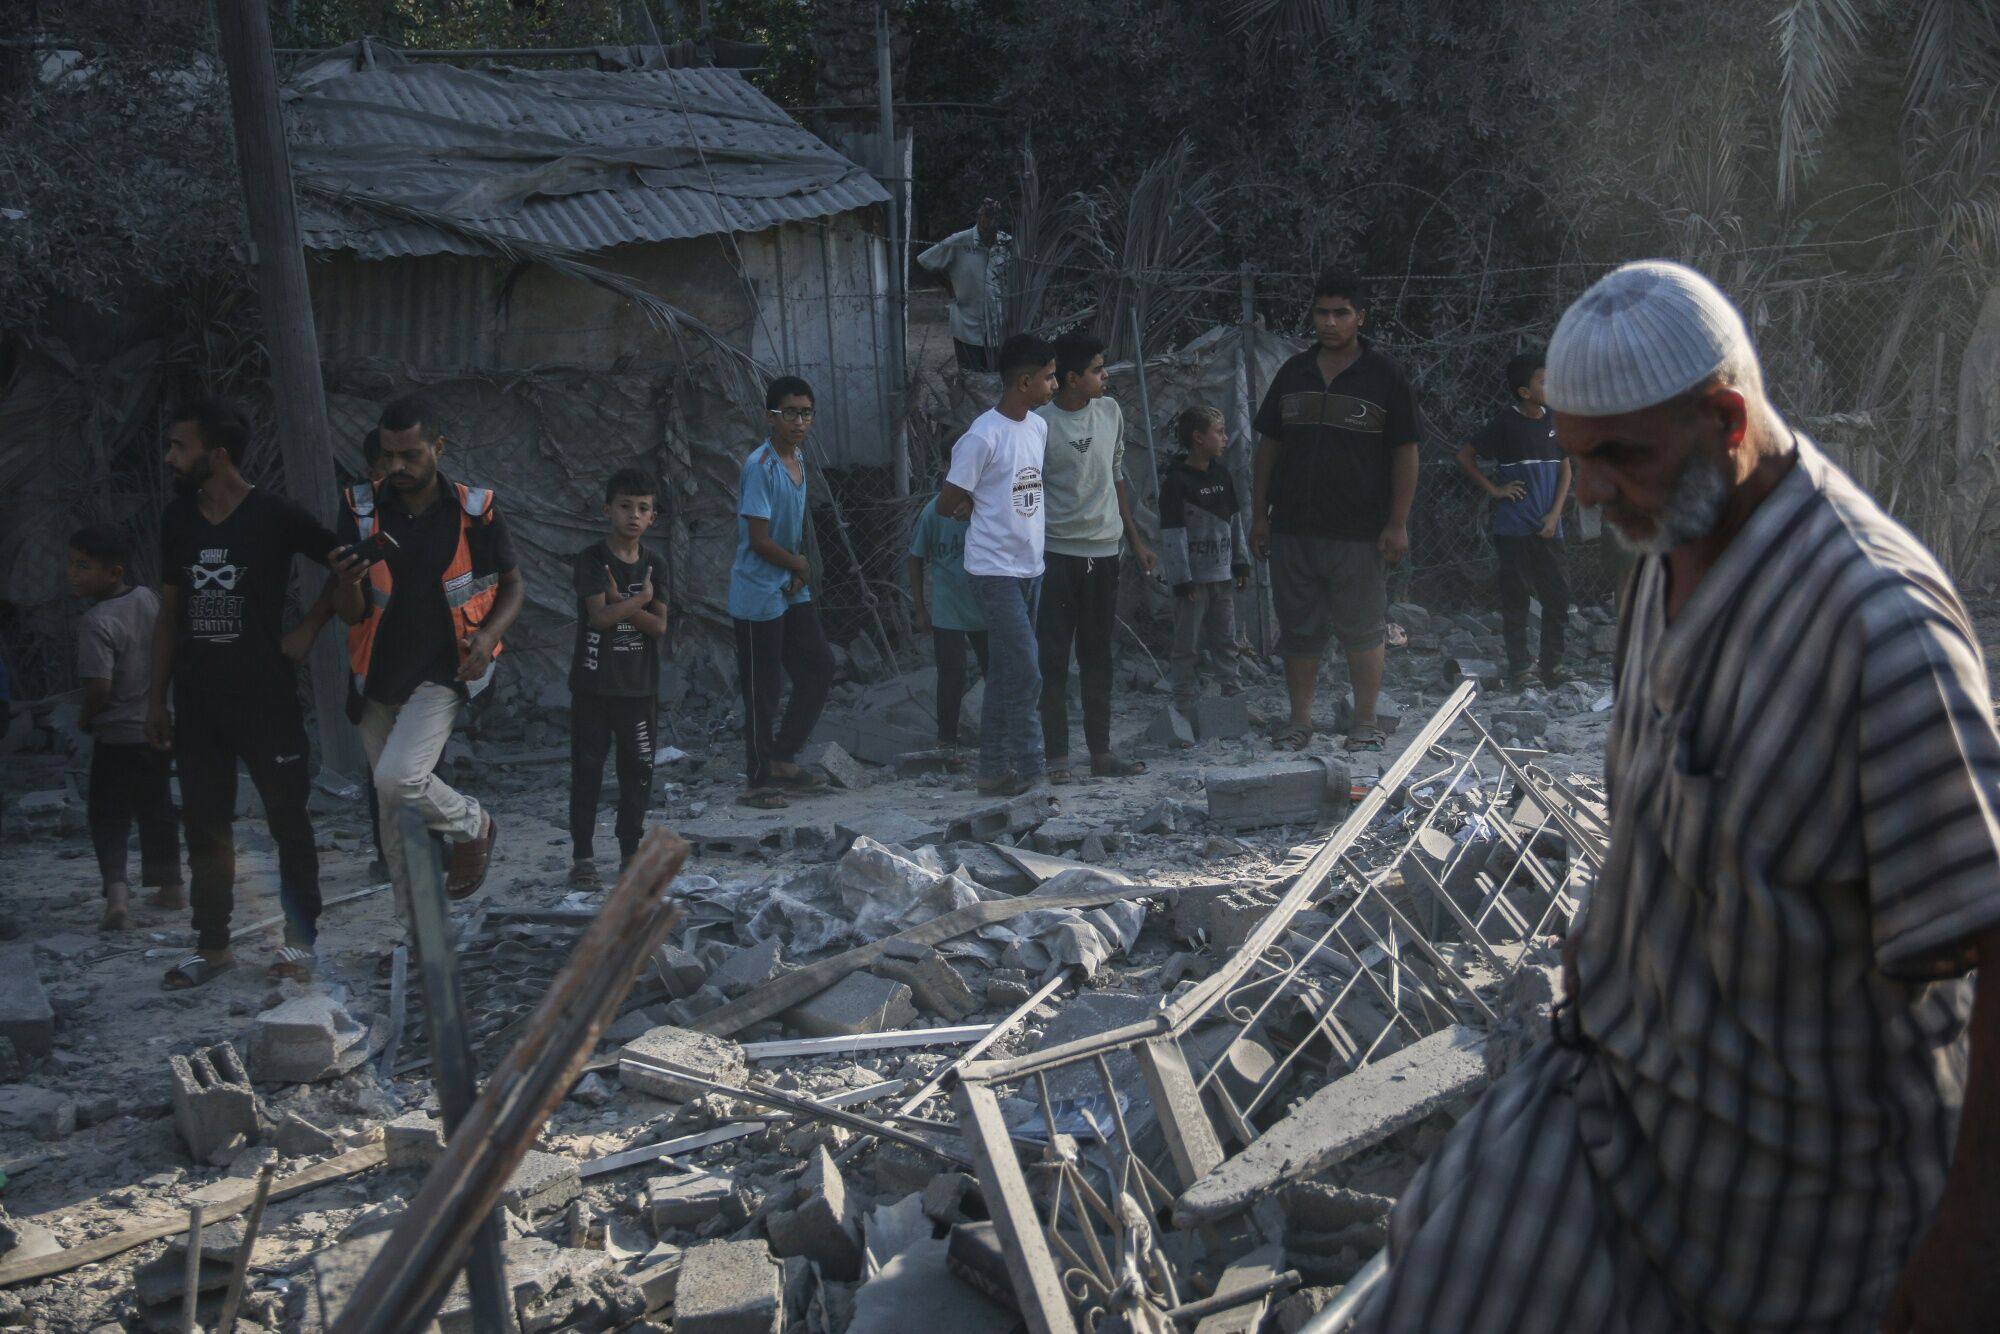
[1455,350,1573,688]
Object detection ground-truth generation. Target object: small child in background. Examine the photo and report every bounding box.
[69,526,183,930]
[907,441,988,768]
[1159,405,1250,709]
[567,469,670,887]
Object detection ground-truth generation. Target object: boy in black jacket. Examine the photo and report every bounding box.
[1160,405,1251,707]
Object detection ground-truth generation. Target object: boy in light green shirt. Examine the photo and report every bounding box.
[1034,330,1156,782]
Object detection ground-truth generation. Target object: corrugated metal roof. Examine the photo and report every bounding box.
[289,63,889,260]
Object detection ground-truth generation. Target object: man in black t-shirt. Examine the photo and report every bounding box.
[1250,269,1420,755]
[566,468,669,887]
[148,397,355,988]
[331,398,523,929]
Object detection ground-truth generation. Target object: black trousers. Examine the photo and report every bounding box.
[734,603,834,788]
[174,685,321,951]
[570,693,656,861]
[933,627,990,746]
[1036,551,1119,761]
[1492,536,1571,674]
[87,740,181,892]
[954,339,997,372]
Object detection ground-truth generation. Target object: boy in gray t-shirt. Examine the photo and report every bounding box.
[70,527,182,930]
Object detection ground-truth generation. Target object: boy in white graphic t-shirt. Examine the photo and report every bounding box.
[936,332,1056,795]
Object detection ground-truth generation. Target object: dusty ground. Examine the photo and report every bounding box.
[9,584,1986,1330]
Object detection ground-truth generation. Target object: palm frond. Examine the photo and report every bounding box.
[1000,145,1090,341]
[1773,0,1875,208]
[1226,0,1340,51]
[1080,136,1225,360]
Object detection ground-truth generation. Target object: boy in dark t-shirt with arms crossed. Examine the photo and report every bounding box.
[567,469,669,886]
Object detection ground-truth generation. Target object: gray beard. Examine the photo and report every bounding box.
[1609,451,1730,556]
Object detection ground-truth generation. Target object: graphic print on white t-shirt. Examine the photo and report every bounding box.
[187,546,247,643]
[1011,466,1043,517]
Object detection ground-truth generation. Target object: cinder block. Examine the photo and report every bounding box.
[804,741,871,791]
[649,1172,742,1231]
[500,1149,581,1219]
[1030,818,1093,853]
[620,1025,749,1102]
[385,1110,446,1169]
[765,1146,862,1280]
[833,811,947,854]
[653,943,708,999]
[946,792,1055,842]
[1172,884,1285,952]
[675,1239,783,1334]
[248,994,368,1083]
[1190,695,1250,741]
[708,938,787,1000]
[871,951,978,1022]
[1204,760,1328,830]
[0,946,54,1057]
[169,1041,258,1164]
[780,973,914,1038]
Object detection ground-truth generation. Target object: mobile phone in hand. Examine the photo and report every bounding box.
[345,530,399,565]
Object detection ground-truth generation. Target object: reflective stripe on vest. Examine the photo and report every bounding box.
[344,480,504,693]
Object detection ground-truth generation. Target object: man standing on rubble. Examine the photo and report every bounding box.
[1353,261,2000,1333]
[917,198,1009,372]
[331,397,520,933]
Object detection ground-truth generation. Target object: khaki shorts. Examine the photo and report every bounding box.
[1270,533,1386,658]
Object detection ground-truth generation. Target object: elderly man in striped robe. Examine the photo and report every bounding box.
[1353,261,2000,1334]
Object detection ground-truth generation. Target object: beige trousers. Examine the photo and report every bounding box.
[359,682,484,925]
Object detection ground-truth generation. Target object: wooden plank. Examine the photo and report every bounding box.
[1172,1026,1488,1229]
[0,1145,386,1288]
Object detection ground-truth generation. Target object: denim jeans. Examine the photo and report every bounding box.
[969,574,1044,783]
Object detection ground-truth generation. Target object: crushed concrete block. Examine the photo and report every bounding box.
[1445,656,1501,686]
[1171,883,1284,952]
[649,1172,741,1230]
[0,947,54,1058]
[501,1150,582,1219]
[631,1245,683,1311]
[605,1009,661,1045]
[663,985,729,1029]
[870,951,978,1023]
[170,1042,257,1164]
[834,810,947,854]
[654,943,709,999]
[1492,708,1552,740]
[0,1084,75,1140]
[781,973,915,1038]
[765,1146,863,1280]
[1204,759,1332,831]
[895,749,958,774]
[708,938,787,1000]
[674,1238,782,1334]
[868,1141,938,1196]
[947,792,1056,842]
[680,819,791,858]
[1190,694,1250,741]
[921,1173,980,1229]
[385,1110,446,1169]
[1030,818,1092,853]
[620,1025,748,1102]
[248,993,368,1083]
[271,1109,341,1158]
[806,741,871,791]
[1141,706,1196,749]
[985,970,1033,1009]
[1135,798,1184,834]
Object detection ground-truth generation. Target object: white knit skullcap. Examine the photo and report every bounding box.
[1544,260,1757,416]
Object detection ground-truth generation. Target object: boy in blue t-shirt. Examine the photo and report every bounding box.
[728,376,834,808]
[1455,349,1574,688]
[906,442,988,767]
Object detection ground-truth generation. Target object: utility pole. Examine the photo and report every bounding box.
[212,0,366,782]
[877,3,910,497]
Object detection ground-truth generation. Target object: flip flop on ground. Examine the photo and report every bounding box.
[1272,724,1314,752]
[1345,724,1387,752]
[1091,753,1148,777]
[266,944,316,982]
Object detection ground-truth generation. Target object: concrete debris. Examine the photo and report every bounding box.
[169,1042,258,1164]
[501,1149,583,1219]
[653,941,710,998]
[708,937,789,999]
[805,740,871,791]
[871,948,979,1022]
[834,811,948,854]
[649,1172,746,1231]
[1141,706,1196,749]
[247,993,370,1083]
[0,946,54,1058]
[1189,694,1251,741]
[0,1084,76,1140]
[1204,758,1346,830]
[847,1237,1014,1334]
[271,1108,342,1157]
[620,1025,749,1102]
[832,837,984,941]
[674,1238,784,1334]
[984,970,1033,1008]
[384,1109,447,1169]
[782,972,916,1038]
[765,1146,863,1279]
[1193,1241,1285,1334]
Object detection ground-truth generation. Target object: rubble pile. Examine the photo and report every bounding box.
[0,594,1634,1331]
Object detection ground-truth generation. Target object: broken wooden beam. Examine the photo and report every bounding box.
[327,829,690,1333]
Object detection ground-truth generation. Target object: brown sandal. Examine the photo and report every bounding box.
[1272,724,1314,752]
